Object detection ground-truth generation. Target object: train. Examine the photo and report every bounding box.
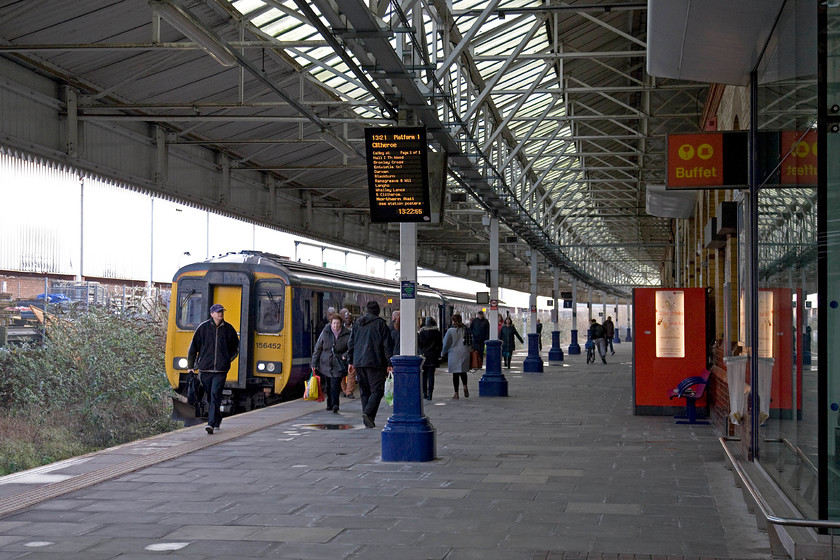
[164,250,483,420]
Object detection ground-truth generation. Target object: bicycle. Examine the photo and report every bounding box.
[585,340,595,364]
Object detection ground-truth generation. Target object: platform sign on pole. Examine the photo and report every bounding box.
[365,127,430,223]
[371,126,436,462]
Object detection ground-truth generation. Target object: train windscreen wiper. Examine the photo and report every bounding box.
[179,289,196,309]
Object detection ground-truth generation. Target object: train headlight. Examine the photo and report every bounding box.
[256,361,281,374]
[174,357,189,370]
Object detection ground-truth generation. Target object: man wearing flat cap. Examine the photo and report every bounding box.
[188,303,240,434]
[347,300,393,428]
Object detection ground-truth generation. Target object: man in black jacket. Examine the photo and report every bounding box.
[187,303,240,434]
[588,318,607,364]
[347,301,393,428]
[468,311,490,370]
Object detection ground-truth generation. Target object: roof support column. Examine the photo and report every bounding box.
[155,125,167,186]
[568,278,581,354]
[489,215,499,342]
[548,267,564,364]
[64,86,78,159]
[219,154,230,205]
[523,250,543,372]
[480,214,508,396]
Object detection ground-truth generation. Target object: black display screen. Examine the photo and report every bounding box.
[365,127,430,223]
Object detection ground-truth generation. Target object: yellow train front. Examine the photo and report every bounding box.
[165,251,296,421]
[165,250,484,422]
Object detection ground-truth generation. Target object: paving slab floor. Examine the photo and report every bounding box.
[0,342,773,559]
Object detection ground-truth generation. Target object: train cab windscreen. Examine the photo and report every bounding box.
[176,278,204,329]
[256,280,285,333]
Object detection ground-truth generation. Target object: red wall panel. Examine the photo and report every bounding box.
[634,288,708,412]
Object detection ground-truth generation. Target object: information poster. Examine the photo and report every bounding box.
[365,127,430,223]
[655,290,685,358]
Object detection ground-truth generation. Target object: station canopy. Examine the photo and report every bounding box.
[0,0,712,296]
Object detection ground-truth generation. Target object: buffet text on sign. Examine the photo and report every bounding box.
[666,132,747,189]
[365,127,431,223]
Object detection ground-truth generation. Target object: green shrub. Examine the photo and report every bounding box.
[0,305,177,473]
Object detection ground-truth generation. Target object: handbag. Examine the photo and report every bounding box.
[383,372,394,406]
[304,370,324,401]
[186,372,205,407]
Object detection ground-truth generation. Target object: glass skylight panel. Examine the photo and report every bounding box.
[250,8,285,27]
[232,0,267,16]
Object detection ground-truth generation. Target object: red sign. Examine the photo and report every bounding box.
[780,130,816,185]
[490,299,498,311]
[667,133,724,187]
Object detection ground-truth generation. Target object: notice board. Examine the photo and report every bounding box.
[365,127,430,223]
[633,287,707,415]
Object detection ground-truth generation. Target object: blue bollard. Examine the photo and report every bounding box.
[381,355,436,462]
[625,327,632,342]
[548,330,564,365]
[479,339,508,397]
[568,329,581,355]
[613,327,621,344]
[523,333,544,373]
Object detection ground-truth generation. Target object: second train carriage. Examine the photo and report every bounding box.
[165,250,482,420]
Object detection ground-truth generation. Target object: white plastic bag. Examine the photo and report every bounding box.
[383,372,394,406]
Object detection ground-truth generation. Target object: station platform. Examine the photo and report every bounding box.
[0,343,772,560]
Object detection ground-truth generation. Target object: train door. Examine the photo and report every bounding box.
[210,283,246,387]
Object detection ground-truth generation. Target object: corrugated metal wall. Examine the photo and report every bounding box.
[0,150,300,283]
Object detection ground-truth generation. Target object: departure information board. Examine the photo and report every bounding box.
[365,127,430,223]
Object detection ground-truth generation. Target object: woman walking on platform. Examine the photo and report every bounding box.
[500,317,524,368]
[311,314,351,413]
[441,313,471,399]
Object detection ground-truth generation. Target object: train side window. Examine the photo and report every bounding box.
[176,278,203,329]
[256,280,285,333]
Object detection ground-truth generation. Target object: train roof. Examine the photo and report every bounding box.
[175,250,480,305]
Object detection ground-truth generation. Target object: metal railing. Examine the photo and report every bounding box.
[721,437,840,560]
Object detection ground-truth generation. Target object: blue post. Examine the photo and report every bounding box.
[479,340,508,397]
[523,333,544,373]
[381,355,436,462]
[625,327,632,342]
[613,327,621,344]
[568,329,581,354]
[548,330,564,365]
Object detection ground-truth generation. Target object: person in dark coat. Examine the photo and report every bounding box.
[589,318,607,364]
[418,317,443,400]
[338,308,356,398]
[468,310,490,369]
[312,314,351,413]
[603,316,615,355]
[389,310,401,356]
[500,317,523,368]
[347,301,393,428]
[187,303,240,434]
